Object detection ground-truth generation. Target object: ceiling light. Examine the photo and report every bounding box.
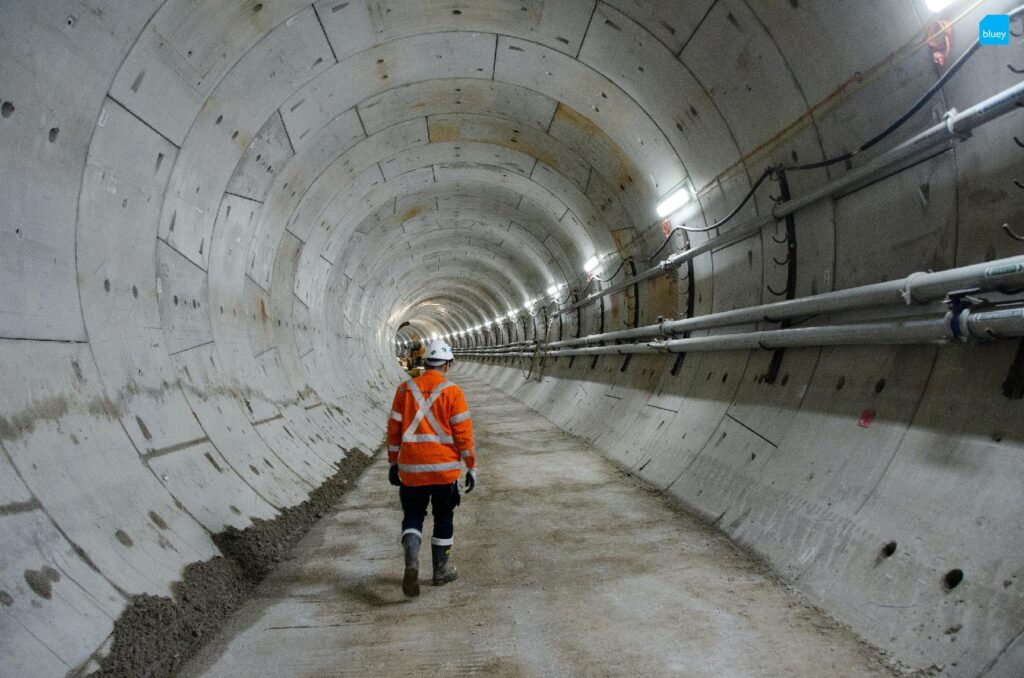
[583,256,600,274]
[656,186,691,218]
[924,0,954,11]
[546,284,559,296]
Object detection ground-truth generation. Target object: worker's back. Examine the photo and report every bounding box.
[388,368,475,487]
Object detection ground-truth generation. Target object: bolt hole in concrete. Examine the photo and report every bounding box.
[1,101,13,117]
[48,127,58,142]
[874,378,886,394]
[881,541,897,558]
[943,569,964,590]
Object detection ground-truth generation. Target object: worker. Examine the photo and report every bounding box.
[407,334,426,376]
[387,338,477,597]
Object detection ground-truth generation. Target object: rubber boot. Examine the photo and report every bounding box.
[431,544,458,586]
[401,533,421,597]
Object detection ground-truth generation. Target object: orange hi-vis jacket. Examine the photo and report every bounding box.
[387,369,475,487]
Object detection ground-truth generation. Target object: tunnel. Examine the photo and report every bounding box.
[2,0,1024,675]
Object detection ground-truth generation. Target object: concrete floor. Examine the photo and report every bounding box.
[180,373,895,677]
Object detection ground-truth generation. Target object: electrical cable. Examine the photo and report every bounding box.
[644,229,681,262]
[671,166,776,233]
[591,257,630,282]
[638,6,1024,261]
[780,41,979,171]
[775,3,1024,173]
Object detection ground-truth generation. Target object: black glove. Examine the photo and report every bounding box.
[464,469,477,494]
[389,464,401,487]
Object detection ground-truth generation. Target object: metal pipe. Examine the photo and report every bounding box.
[457,306,1024,358]
[569,80,1024,312]
[463,255,1024,352]
[546,255,1024,348]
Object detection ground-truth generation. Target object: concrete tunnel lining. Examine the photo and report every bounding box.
[2,0,1024,675]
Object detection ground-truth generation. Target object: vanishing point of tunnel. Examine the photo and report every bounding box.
[2,1,1023,676]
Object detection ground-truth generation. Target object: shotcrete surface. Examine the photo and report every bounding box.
[179,371,896,677]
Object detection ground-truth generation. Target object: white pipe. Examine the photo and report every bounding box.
[568,80,1024,312]
[462,255,1024,352]
[455,306,1024,358]
[547,255,1024,348]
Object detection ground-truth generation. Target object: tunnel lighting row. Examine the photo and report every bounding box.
[406,178,776,344]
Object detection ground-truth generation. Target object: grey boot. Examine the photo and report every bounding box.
[401,533,421,597]
[431,543,458,586]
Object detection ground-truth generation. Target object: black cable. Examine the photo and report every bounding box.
[591,257,630,282]
[635,166,773,263]
[777,15,1000,173]
[645,228,682,261]
[617,10,1022,280]
[673,166,776,234]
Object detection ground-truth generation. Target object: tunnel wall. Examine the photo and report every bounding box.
[0,2,397,674]
[458,334,1024,676]
[2,0,1023,676]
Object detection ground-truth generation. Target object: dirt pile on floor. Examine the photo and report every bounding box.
[88,449,374,678]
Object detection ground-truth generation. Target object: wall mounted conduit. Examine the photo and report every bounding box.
[566,80,1024,312]
[463,256,1024,352]
[455,307,1024,358]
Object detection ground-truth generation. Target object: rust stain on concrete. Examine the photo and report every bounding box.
[399,206,423,222]
[553,102,634,190]
[428,120,463,143]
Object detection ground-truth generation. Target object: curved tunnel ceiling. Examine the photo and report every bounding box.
[3,0,1024,675]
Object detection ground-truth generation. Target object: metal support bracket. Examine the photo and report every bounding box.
[945,288,985,341]
[943,108,972,140]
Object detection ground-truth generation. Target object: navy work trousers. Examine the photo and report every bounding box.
[400,482,460,542]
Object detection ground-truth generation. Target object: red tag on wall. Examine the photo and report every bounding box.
[661,219,672,238]
[858,409,876,428]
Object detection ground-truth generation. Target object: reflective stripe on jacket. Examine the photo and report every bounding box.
[387,369,475,486]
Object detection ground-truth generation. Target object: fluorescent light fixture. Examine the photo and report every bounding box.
[523,300,533,310]
[656,186,690,218]
[546,284,559,296]
[924,0,954,11]
[583,256,600,274]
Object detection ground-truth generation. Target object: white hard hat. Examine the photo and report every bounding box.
[424,339,454,364]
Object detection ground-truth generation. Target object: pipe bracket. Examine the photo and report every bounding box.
[943,108,971,140]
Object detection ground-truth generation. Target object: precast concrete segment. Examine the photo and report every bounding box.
[4,0,1024,675]
[179,370,893,678]
[461,339,1024,677]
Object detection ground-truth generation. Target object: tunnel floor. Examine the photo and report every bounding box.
[178,371,894,677]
